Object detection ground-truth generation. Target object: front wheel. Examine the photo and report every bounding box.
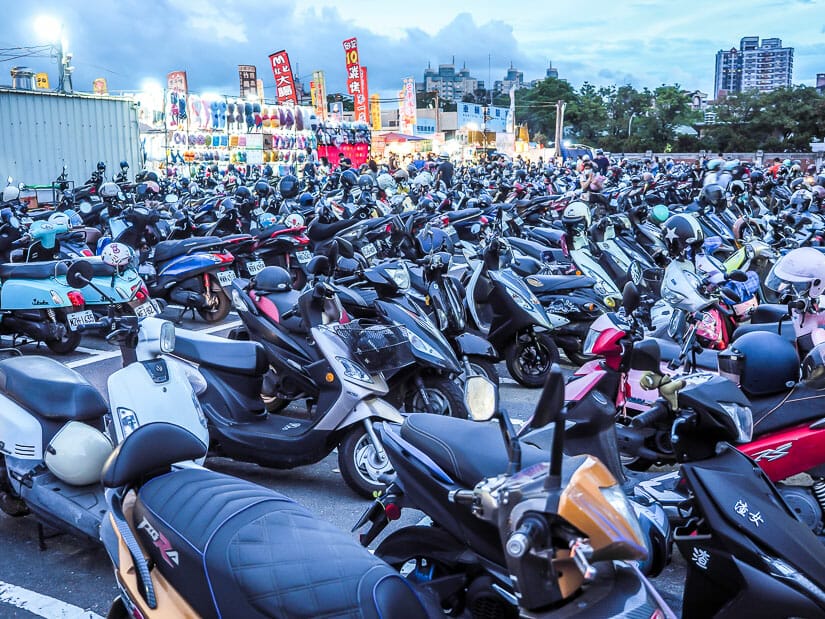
[505,330,560,388]
[465,356,500,386]
[197,274,231,323]
[45,310,82,354]
[404,375,468,418]
[338,424,393,498]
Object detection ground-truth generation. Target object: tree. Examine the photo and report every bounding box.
[643,85,700,150]
[514,77,577,142]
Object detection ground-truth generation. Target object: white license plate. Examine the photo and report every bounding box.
[296,250,312,264]
[361,243,377,258]
[246,259,265,275]
[217,270,235,287]
[444,225,457,237]
[252,207,264,217]
[67,310,95,331]
[134,300,159,318]
[514,215,524,225]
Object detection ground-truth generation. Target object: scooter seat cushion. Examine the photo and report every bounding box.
[0,261,67,279]
[306,217,359,242]
[525,274,596,293]
[0,356,106,421]
[445,207,482,222]
[135,468,429,619]
[153,237,223,264]
[732,321,796,344]
[648,338,720,371]
[749,383,825,438]
[173,329,268,376]
[401,414,548,487]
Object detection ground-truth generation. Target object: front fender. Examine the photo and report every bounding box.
[453,332,497,359]
[345,397,404,426]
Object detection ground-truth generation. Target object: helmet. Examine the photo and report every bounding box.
[790,177,806,192]
[642,172,654,184]
[562,201,592,229]
[253,180,271,198]
[406,163,417,178]
[812,186,825,203]
[783,159,793,168]
[766,247,825,299]
[718,331,798,397]
[180,177,190,189]
[650,204,670,225]
[596,148,604,155]
[254,266,293,292]
[749,170,764,184]
[298,191,314,208]
[706,158,724,172]
[96,161,106,172]
[234,185,254,205]
[393,169,409,183]
[262,164,274,178]
[257,213,277,230]
[729,180,746,195]
[722,159,740,172]
[377,173,397,192]
[340,169,358,188]
[413,171,433,188]
[700,183,725,209]
[99,182,120,198]
[44,421,113,486]
[802,343,825,389]
[515,169,527,181]
[790,189,812,210]
[119,160,129,170]
[791,164,802,175]
[278,174,299,199]
[663,214,704,257]
[136,181,160,198]
[358,174,375,190]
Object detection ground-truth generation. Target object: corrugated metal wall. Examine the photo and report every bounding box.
[0,89,141,186]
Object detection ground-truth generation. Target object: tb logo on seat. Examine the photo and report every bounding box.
[137,517,180,567]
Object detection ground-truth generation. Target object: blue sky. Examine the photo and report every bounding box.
[3,0,823,98]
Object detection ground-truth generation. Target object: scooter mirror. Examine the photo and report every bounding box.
[621,282,641,314]
[529,365,565,431]
[631,339,662,373]
[336,238,355,259]
[307,255,330,277]
[465,375,497,422]
[729,269,748,283]
[66,260,94,289]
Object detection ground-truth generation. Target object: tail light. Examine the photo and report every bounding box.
[82,249,93,257]
[479,216,488,225]
[134,285,149,302]
[67,291,85,307]
[215,253,234,263]
[441,215,450,226]
[385,223,393,234]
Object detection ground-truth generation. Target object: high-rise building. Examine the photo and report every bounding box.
[493,62,524,94]
[418,60,483,102]
[817,73,825,95]
[714,36,793,99]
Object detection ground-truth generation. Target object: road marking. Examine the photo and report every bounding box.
[198,319,243,335]
[0,580,103,619]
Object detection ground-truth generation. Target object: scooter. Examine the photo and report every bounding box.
[0,261,208,545]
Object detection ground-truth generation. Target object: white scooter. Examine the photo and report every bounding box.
[0,260,208,545]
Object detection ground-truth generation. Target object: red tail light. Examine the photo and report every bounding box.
[134,285,149,302]
[67,291,85,307]
[385,223,393,234]
[215,253,234,263]
[82,249,93,257]
[479,216,488,225]
[441,215,450,225]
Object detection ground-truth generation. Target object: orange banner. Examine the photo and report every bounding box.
[268,50,297,104]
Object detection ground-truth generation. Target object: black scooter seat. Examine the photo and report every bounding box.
[401,414,548,487]
[134,468,427,619]
[0,261,68,279]
[0,356,107,421]
[253,289,307,333]
[525,274,596,293]
[445,207,482,222]
[527,227,564,246]
[306,217,359,242]
[173,329,268,376]
[649,337,720,371]
[732,321,796,344]
[153,237,223,264]
[749,383,825,437]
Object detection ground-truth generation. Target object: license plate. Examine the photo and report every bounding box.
[514,215,524,225]
[246,259,265,275]
[134,300,159,318]
[444,225,457,237]
[67,310,95,331]
[296,250,312,264]
[217,270,235,287]
[361,243,377,258]
[252,207,264,217]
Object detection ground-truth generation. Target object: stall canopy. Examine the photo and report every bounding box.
[382,132,425,143]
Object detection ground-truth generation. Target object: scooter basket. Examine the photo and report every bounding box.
[332,324,414,373]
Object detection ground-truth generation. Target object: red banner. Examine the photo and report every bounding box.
[343,38,361,96]
[166,71,187,95]
[355,66,369,123]
[268,50,297,104]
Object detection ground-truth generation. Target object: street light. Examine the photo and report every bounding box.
[33,15,72,93]
[627,112,637,138]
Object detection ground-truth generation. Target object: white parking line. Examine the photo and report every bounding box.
[197,319,243,335]
[0,580,103,619]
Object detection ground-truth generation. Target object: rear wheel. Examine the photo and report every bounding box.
[338,424,393,498]
[404,375,468,418]
[0,456,28,517]
[505,330,559,388]
[45,310,82,354]
[197,274,231,322]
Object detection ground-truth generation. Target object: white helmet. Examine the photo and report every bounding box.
[766,247,825,299]
[376,173,397,192]
[101,242,134,268]
[44,421,113,486]
[562,201,592,228]
[99,182,120,198]
[2,185,20,202]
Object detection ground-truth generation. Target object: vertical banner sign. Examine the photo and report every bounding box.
[342,38,361,96]
[166,71,188,130]
[312,70,327,120]
[400,77,417,134]
[268,50,298,104]
[35,72,50,89]
[238,65,258,99]
[256,78,264,99]
[93,78,108,95]
[355,66,369,123]
[508,85,516,134]
[370,94,381,130]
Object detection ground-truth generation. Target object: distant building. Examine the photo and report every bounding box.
[714,36,793,98]
[817,73,825,95]
[493,63,524,94]
[529,62,560,87]
[688,90,709,111]
[418,60,483,103]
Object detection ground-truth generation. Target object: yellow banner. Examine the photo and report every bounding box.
[35,72,49,89]
[370,94,381,131]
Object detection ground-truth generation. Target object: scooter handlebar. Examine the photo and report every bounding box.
[630,401,669,428]
[75,317,113,332]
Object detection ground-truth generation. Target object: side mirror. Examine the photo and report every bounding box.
[66,260,94,289]
[307,255,330,277]
[465,375,497,422]
[630,339,662,373]
[336,238,355,259]
[621,281,640,314]
[528,364,565,431]
[729,269,748,283]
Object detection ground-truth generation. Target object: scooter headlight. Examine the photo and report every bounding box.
[336,356,373,383]
[159,321,176,353]
[761,555,825,606]
[408,330,439,357]
[386,265,410,290]
[719,401,753,443]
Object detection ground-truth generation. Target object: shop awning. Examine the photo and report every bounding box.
[382,132,426,143]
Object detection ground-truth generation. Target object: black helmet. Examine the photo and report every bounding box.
[299,192,314,208]
[663,214,704,258]
[358,174,375,190]
[718,331,798,396]
[262,164,274,178]
[802,342,825,389]
[515,169,527,181]
[253,180,271,198]
[180,177,190,188]
[234,185,254,206]
[97,161,106,172]
[700,183,725,209]
[278,174,299,199]
[145,171,159,184]
[119,160,129,170]
[418,197,435,212]
[748,170,764,184]
[253,266,293,293]
[341,169,358,188]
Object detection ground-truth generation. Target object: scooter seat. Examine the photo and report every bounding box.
[0,356,107,421]
[749,383,825,438]
[525,274,596,294]
[173,329,268,376]
[731,321,796,344]
[134,468,428,619]
[401,414,548,487]
[648,337,720,371]
[0,261,67,279]
[750,304,789,324]
[153,237,223,264]
[252,289,306,332]
[444,207,482,222]
[306,217,359,242]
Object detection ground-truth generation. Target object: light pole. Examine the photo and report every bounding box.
[627,112,637,138]
[34,16,72,93]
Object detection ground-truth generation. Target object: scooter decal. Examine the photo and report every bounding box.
[691,547,710,570]
[137,517,180,567]
[733,499,764,527]
[752,442,792,462]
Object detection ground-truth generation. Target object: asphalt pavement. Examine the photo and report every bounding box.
[0,308,686,618]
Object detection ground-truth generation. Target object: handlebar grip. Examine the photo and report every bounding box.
[631,402,669,428]
[447,489,474,505]
[506,517,545,558]
[75,320,109,332]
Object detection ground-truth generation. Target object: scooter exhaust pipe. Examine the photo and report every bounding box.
[2,316,64,342]
[169,288,207,309]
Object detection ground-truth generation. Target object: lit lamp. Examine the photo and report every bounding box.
[33,15,73,93]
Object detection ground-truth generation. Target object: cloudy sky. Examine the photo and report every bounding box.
[3,0,823,100]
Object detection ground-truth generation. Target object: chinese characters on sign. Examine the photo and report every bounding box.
[268,50,298,105]
[312,70,327,120]
[400,77,417,135]
[343,37,369,123]
[356,66,370,124]
[238,65,258,99]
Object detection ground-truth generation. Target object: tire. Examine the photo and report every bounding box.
[0,456,28,517]
[404,375,468,418]
[465,356,500,386]
[197,275,231,323]
[505,330,560,388]
[45,311,82,354]
[620,454,655,472]
[338,424,393,499]
[290,267,307,291]
[561,346,594,367]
